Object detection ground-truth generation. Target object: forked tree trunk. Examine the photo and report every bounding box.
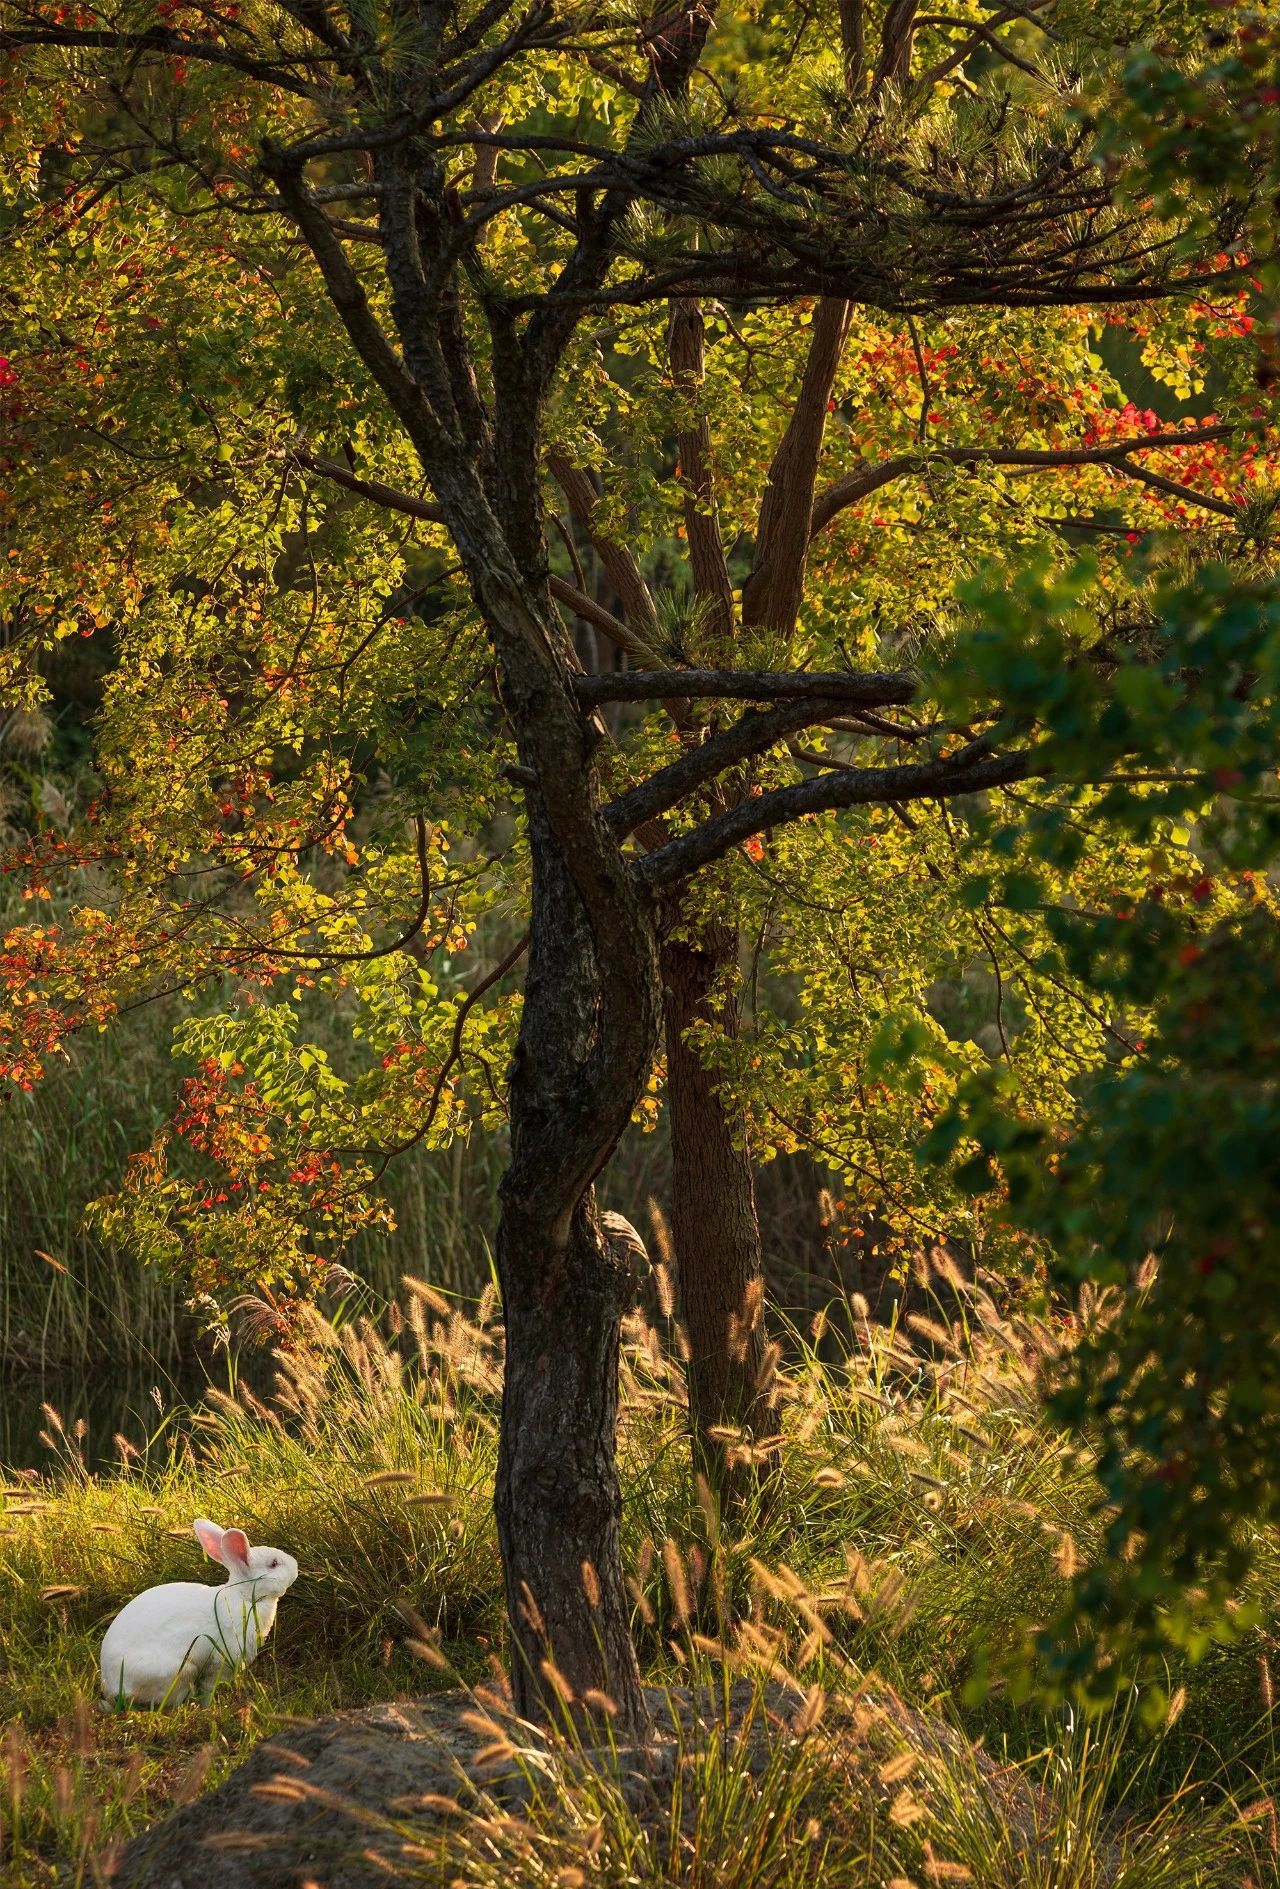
[662,921,781,1500]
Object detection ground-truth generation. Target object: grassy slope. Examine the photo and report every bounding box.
[2,1287,1277,1887]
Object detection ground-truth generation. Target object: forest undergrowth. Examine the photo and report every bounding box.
[3,1279,1279,1887]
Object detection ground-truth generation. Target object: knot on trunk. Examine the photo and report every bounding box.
[599,1210,651,1305]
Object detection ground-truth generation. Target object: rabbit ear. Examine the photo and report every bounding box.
[220,1527,252,1570]
[193,1518,226,1562]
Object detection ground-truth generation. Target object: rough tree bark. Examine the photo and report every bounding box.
[475,562,662,1736]
[661,919,778,1494]
[495,808,659,1734]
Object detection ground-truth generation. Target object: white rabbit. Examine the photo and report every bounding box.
[99,1517,298,1708]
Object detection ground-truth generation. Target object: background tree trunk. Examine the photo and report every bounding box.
[662,921,780,1499]
[658,296,851,1508]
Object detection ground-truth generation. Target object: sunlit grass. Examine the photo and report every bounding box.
[2,1282,1278,1886]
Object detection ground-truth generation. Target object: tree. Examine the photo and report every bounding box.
[913,10,1280,1699]
[913,552,1280,1701]
[515,6,1278,1499]
[556,263,1273,1495]
[0,0,1270,1731]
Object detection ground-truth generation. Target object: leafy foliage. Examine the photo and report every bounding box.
[1,0,1278,1705]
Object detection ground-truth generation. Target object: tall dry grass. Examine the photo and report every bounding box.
[2,1283,1279,1886]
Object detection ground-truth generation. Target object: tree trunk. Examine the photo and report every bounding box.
[655,295,850,1510]
[662,920,780,1500]
[380,405,663,1735]
[493,792,660,1739]
[495,1191,644,1731]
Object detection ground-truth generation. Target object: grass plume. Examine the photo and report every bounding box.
[2,1286,1279,1886]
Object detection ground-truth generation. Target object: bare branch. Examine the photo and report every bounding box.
[440,0,522,66]
[823,710,932,741]
[291,449,661,660]
[668,297,735,642]
[916,11,1055,87]
[809,423,1240,537]
[293,448,443,521]
[544,578,664,664]
[377,930,531,1163]
[214,816,437,965]
[574,668,916,705]
[1111,458,1243,520]
[547,454,662,645]
[604,694,872,837]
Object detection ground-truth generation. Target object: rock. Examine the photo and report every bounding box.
[112,1696,496,1889]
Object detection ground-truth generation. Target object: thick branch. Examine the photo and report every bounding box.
[293,448,444,522]
[545,578,662,663]
[637,743,1041,887]
[573,668,916,705]
[547,454,662,645]
[604,694,867,837]
[809,425,1239,537]
[668,298,735,643]
[501,255,1248,317]
[0,20,331,93]
[742,298,852,634]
